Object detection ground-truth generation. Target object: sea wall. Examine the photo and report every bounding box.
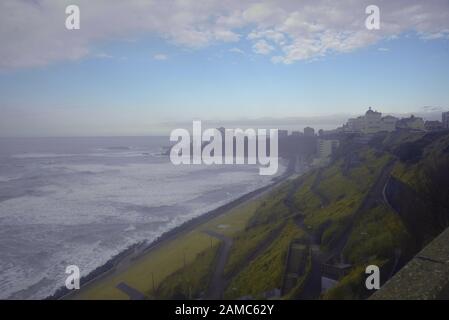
[370,227,449,300]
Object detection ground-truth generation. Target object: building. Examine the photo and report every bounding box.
[396,115,425,131]
[291,131,302,136]
[312,139,340,167]
[304,127,315,136]
[318,139,339,159]
[364,107,382,133]
[381,115,398,132]
[345,108,397,134]
[346,116,364,133]
[278,130,289,139]
[442,111,449,129]
[424,120,443,131]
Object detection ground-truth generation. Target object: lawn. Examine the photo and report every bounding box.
[73,187,271,299]
[76,230,220,299]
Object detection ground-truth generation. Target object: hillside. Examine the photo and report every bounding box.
[152,129,449,300]
[71,130,449,300]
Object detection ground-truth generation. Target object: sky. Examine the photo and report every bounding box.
[1,0,449,136]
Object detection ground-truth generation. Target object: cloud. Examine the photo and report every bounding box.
[153,53,168,60]
[253,39,274,55]
[377,47,390,52]
[95,53,114,59]
[248,29,286,44]
[1,0,449,69]
[422,105,444,113]
[213,29,240,42]
[229,47,245,54]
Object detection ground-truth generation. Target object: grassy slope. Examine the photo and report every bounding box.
[170,131,449,300]
[154,244,220,299]
[78,231,220,299]
[344,203,410,263]
[295,148,391,250]
[391,131,449,191]
[76,131,449,300]
[224,220,305,299]
[219,141,398,300]
[75,194,263,299]
[282,251,312,299]
[224,183,292,277]
[323,204,411,300]
[322,131,449,299]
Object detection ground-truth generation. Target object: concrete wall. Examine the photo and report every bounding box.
[371,227,449,300]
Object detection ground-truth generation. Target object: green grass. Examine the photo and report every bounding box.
[321,203,410,300]
[154,244,220,299]
[248,186,291,227]
[305,193,361,228]
[343,204,410,263]
[224,183,293,277]
[292,148,392,250]
[293,172,322,214]
[323,258,389,300]
[318,160,361,202]
[282,250,312,299]
[224,222,281,277]
[201,198,263,237]
[392,132,449,193]
[224,220,305,299]
[76,231,220,299]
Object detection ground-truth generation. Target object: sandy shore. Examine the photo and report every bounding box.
[53,159,295,300]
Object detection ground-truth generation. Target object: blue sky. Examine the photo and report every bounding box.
[1,1,449,136]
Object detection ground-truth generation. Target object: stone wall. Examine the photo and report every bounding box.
[371,227,449,300]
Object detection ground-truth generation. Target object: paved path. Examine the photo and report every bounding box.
[282,178,323,298]
[310,169,330,207]
[333,159,397,258]
[203,230,233,299]
[115,282,145,300]
[290,159,397,298]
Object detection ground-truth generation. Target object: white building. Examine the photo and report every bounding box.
[364,108,383,133]
[345,108,398,134]
[380,115,398,132]
[313,139,340,167]
[347,117,364,132]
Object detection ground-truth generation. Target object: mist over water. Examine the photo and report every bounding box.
[0,137,283,299]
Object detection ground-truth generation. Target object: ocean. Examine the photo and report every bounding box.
[0,136,284,299]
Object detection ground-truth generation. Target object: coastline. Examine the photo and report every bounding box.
[53,158,296,300]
